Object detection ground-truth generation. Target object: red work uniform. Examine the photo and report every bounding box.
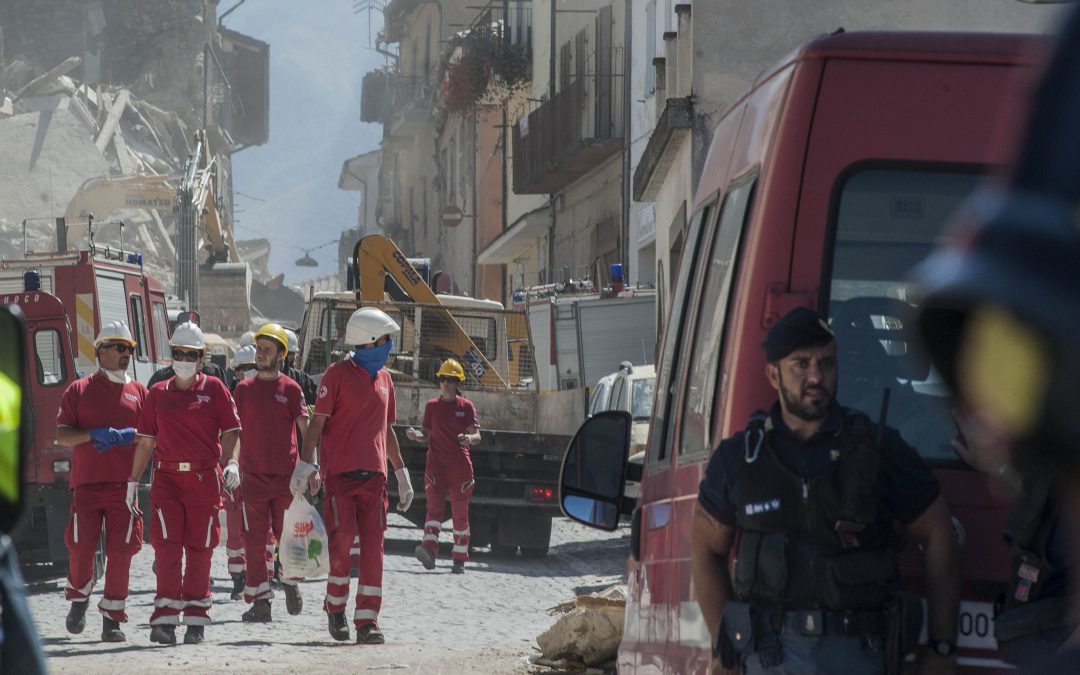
[420,396,478,563]
[315,360,395,630]
[136,373,241,627]
[234,373,307,601]
[57,372,147,623]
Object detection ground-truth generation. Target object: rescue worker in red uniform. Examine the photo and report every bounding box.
[55,321,147,642]
[225,344,258,599]
[292,307,415,644]
[128,322,242,645]
[406,358,480,574]
[234,323,308,621]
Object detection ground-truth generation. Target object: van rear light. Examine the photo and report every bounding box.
[53,460,71,473]
[528,485,555,503]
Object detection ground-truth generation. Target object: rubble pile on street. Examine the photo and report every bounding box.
[0,55,196,287]
[532,583,626,672]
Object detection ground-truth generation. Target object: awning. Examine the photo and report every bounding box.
[477,204,552,264]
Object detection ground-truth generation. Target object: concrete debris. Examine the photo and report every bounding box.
[535,584,626,670]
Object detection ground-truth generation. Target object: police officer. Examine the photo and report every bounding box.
[129,322,242,645]
[913,9,1080,674]
[291,307,414,644]
[55,321,147,642]
[693,307,960,675]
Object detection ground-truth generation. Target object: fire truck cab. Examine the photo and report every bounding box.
[560,32,1042,674]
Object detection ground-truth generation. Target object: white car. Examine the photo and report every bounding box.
[587,361,655,501]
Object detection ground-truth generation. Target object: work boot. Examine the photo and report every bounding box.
[101,617,126,642]
[327,612,350,642]
[149,624,177,645]
[356,622,385,645]
[242,599,273,623]
[230,573,245,601]
[66,600,88,634]
[414,544,436,570]
[271,560,284,590]
[183,625,204,644]
[284,583,303,616]
[452,560,465,575]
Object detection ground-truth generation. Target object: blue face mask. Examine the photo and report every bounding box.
[352,339,393,377]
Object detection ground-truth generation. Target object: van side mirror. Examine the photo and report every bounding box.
[0,304,28,533]
[559,410,632,531]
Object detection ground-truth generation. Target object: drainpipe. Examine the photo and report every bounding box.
[621,0,632,283]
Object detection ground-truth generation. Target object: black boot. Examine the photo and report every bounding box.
[452,560,465,575]
[284,583,303,616]
[66,601,88,634]
[183,625,204,644]
[356,622,385,645]
[230,573,245,601]
[327,612,349,641]
[242,599,272,623]
[101,617,126,642]
[414,544,436,570]
[149,624,176,645]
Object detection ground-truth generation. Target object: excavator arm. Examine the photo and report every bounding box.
[352,234,508,388]
[63,174,176,245]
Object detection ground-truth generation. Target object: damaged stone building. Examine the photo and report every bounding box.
[0,0,306,336]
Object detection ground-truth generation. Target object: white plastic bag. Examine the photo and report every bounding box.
[280,494,329,579]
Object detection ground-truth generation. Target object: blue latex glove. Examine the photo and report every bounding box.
[90,427,124,452]
[117,427,137,445]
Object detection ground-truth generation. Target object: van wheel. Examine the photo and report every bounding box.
[491,544,517,557]
[520,545,549,559]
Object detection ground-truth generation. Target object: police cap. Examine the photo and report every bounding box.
[762,307,835,362]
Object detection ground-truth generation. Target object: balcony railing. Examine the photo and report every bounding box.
[512,47,624,195]
[466,0,533,55]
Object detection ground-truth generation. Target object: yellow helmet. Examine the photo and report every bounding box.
[436,358,465,382]
[254,322,289,356]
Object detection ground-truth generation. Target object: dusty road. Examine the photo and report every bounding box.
[26,514,628,674]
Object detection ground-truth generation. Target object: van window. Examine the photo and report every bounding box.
[631,377,655,420]
[34,329,66,386]
[648,202,712,467]
[129,295,148,360]
[826,167,982,463]
[152,302,171,360]
[679,178,755,458]
[589,381,611,416]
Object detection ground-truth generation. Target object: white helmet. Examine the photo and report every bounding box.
[239,330,256,349]
[170,322,206,350]
[232,344,256,368]
[95,320,136,347]
[284,328,299,354]
[344,307,399,345]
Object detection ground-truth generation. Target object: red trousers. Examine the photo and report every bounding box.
[241,472,295,601]
[224,485,246,576]
[65,482,142,622]
[422,458,475,562]
[323,473,387,627]
[149,467,221,626]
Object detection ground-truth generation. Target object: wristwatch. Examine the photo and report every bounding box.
[927,639,957,657]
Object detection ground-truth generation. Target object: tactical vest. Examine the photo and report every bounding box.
[731,411,900,610]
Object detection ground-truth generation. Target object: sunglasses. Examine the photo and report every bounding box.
[437,376,461,383]
[103,343,133,354]
[171,349,202,362]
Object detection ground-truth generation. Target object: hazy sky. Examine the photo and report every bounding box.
[223,1,387,284]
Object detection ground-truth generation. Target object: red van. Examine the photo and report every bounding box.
[561,32,1044,674]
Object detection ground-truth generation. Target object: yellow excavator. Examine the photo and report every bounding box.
[352,234,527,389]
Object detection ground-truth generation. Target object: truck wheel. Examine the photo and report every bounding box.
[520,544,549,558]
[491,544,518,557]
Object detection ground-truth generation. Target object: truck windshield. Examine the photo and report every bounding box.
[827,167,982,464]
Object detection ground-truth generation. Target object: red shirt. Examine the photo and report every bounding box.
[234,374,307,475]
[137,373,241,465]
[422,395,479,464]
[56,372,148,487]
[314,360,395,478]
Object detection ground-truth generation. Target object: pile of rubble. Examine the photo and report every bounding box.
[0,55,207,288]
[532,584,626,673]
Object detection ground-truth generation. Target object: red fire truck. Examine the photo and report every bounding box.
[0,241,172,565]
[560,32,1042,673]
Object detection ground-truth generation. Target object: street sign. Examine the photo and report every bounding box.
[441,204,464,228]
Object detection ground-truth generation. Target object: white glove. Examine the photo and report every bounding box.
[223,460,241,491]
[291,460,318,495]
[395,467,414,512]
[126,480,141,516]
[405,427,420,442]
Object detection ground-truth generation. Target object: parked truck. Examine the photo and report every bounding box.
[297,235,575,556]
[559,31,1042,673]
